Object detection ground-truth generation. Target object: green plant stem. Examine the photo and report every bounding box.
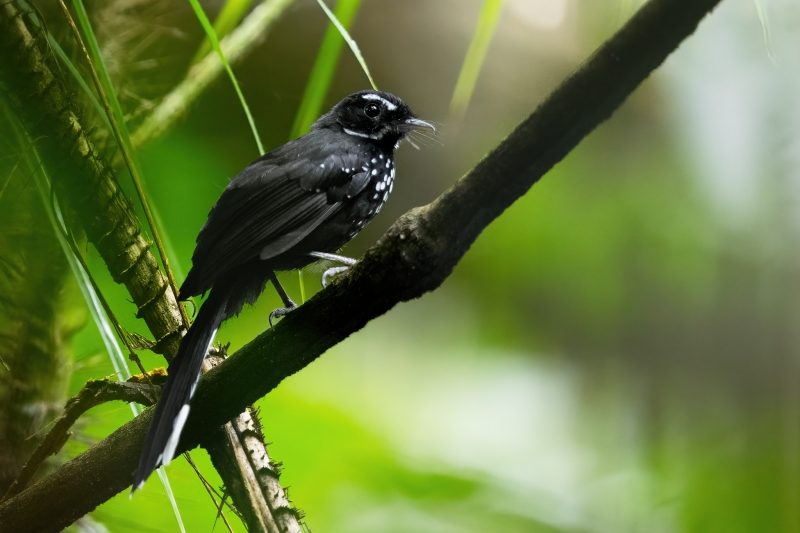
[314,0,376,90]
[186,0,265,154]
[192,0,256,64]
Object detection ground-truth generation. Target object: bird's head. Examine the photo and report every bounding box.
[314,90,434,147]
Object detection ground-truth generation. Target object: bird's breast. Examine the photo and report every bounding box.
[347,151,396,239]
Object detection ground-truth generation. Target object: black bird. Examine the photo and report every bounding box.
[132,90,433,492]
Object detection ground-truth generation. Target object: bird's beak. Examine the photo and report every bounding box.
[398,117,435,132]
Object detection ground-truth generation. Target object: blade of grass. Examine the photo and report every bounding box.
[290,0,364,139]
[450,0,504,118]
[186,0,265,155]
[314,0,376,91]
[192,0,256,65]
[63,0,189,322]
[42,7,190,529]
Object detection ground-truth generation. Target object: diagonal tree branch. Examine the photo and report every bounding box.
[0,371,166,503]
[0,0,723,530]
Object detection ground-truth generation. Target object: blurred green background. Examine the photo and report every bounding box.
[3,0,800,531]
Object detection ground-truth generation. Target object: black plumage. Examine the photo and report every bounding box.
[132,90,432,492]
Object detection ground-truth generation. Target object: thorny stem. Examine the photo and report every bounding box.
[57,0,190,328]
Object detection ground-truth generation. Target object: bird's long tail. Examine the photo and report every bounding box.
[132,290,226,493]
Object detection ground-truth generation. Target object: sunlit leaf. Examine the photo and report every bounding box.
[450,0,504,118]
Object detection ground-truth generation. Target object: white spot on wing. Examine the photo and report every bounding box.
[162,404,190,466]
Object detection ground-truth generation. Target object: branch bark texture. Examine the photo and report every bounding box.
[0,0,723,530]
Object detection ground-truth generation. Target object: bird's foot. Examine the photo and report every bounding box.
[322,266,351,288]
[269,301,298,328]
[309,252,358,288]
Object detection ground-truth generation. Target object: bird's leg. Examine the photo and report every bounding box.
[268,271,297,327]
[308,252,358,288]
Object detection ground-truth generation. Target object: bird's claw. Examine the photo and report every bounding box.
[269,303,298,328]
[322,266,350,288]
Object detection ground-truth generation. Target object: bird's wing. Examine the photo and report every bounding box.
[180,138,369,297]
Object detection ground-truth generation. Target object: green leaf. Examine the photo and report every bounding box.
[46,34,109,130]
[450,0,504,117]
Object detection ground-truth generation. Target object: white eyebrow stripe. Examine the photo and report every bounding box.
[362,93,397,110]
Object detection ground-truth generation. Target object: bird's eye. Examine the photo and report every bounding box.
[364,103,380,118]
